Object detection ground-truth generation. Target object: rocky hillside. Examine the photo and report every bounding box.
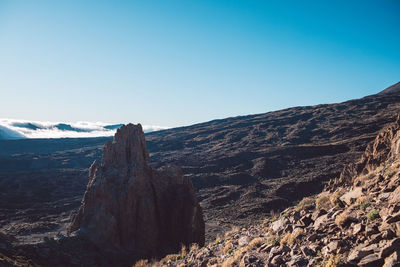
[146,87,400,238]
[141,114,400,266]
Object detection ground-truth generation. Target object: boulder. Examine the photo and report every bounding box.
[68,124,205,258]
[340,187,364,206]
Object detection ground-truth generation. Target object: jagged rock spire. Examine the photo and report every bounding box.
[68,124,205,259]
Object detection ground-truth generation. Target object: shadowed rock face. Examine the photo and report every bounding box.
[68,124,204,258]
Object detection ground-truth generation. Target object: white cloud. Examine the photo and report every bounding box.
[0,119,168,139]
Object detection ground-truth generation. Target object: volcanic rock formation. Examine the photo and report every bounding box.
[68,124,205,258]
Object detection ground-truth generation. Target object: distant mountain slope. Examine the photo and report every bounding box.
[145,84,400,237]
[379,81,400,95]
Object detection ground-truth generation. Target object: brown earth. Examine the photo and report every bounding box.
[0,84,400,246]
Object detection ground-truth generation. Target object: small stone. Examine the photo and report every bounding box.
[358,253,384,267]
[271,218,289,233]
[301,246,316,257]
[300,214,313,227]
[312,209,327,221]
[307,233,318,242]
[288,254,308,266]
[270,255,284,265]
[379,192,391,201]
[347,246,374,262]
[386,212,400,224]
[327,240,340,252]
[314,214,329,230]
[383,251,400,267]
[379,238,400,259]
[353,223,364,235]
[238,236,251,247]
[340,187,364,206]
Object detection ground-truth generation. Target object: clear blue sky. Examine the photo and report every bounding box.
[1,1,399,127]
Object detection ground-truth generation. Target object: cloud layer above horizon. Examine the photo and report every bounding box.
[0,119,168,139]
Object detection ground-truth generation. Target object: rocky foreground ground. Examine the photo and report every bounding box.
[135,115,400,266]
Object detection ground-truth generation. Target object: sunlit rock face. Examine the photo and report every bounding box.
[68,123,205,258]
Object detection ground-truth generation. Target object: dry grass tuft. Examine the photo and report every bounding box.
[325,253,341,267]
[223,241,234,254]
[384,168,397,179]
[355,195,369,205]
[247,237,264,250]
[222,237,264,267]
[160,253,181,264]
[335,211,350,228]
[316,194,332,210]
[288,228,305,245]
[296,197,315,211]
[133,259,149,267]
[280,232,291,245]
[224,226,239,239]
[330,189,345,207]
[215,234,222,245]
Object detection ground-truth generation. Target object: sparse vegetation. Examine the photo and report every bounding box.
[224,226,239,239]
[280,232,291,245]
[325,253,341,267]
[335,211,350,228]
[316,194,332,210]
[269,210,280,222]
[280,228,305,246]
[367,209,379,221]
[247,237,264,250]
[360,202,371,211]
[384,168,397,178]
[133,259,149,267]
[330,189,345,207]
[223,241,234,254]
[215,234,222,245]
[265,234,280,246]
[296,196,315,211]
[356,195,369,205]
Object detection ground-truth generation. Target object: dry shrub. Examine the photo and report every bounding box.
[335,211,350,228]
[288,228,305,245]
[280,232,291,245]
[325,253,341,267]
[296,197,315,211]
[392,160,400,169]
[223,241,234,254]
[247,237,264,250]
[265,234,280,246]
[316,194,332,210]
[133,259,149,267]
[225,226,239,239]
[180,245,187,259]
[159,245,187,264]
[384,168,397,179]
[222,247,246,267]
[189,243,199,254]
[330,189,345,207]
[160,254,180,264]
[215,234,222,245]
[355,195,369,205]
[222,237,264,267]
